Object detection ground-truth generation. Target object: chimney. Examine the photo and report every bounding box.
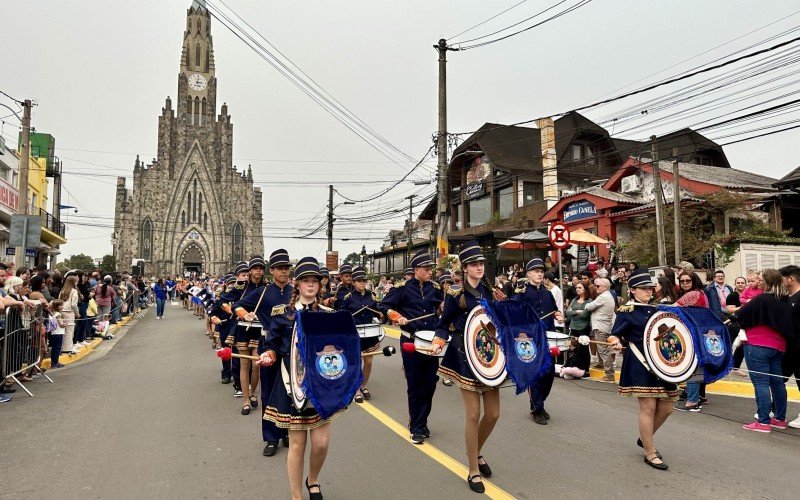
[536,117,558,209]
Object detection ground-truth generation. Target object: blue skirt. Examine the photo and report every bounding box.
[438,333,494,393]
[618,342,679,399]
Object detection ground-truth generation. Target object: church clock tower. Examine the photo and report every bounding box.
[112,0,264,276]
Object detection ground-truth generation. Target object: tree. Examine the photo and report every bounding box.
[100,255,117,274]
[343,252,362,267]
[619,191,786,268]
[56,253,95,273]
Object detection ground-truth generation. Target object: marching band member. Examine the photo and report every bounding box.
[259,257,342,500]
[231,256,267,415]
[209,274,237,383]
[214,262,250,394]
[610,269,676,470]
[319,267,332,302]
[237,250,293,457]
[512,258,562,425]
[379,250,443,445]
[437,272,454,387]
[341,266,384,403]
[432,241,500,494]
[331,264,354,308]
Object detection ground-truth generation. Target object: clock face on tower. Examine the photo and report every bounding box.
[188,73,207,91]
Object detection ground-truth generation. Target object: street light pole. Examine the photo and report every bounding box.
[434,38,449,265]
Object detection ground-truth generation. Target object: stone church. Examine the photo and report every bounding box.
[113,1,263,276]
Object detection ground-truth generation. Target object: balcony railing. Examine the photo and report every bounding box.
[38,207,65,238]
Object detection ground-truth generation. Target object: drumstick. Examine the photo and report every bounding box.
[406,312,436,323]
[246,287,268,329]
[540,310,557,320]
[216,347,259,361]
[362,346,396,358]
[352,306,383,317]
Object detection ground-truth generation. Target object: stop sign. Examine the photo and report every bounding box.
[549,223,571,250]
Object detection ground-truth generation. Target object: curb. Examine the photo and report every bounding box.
[386,325,799,402]
[40,313,137,370]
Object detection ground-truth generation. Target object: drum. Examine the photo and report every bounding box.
[356,323,385,342]
[414,330,450,358]
[289,324,309,410]
[643,309,699,383]
[464,306,507,387]
[547,331,569,351]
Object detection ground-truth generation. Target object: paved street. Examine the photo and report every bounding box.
[1,304,798,499]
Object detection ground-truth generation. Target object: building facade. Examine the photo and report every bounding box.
[113,1,263,276]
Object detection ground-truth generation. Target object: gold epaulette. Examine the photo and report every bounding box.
[395,280,406,287]
[446,288,462,298]
[432,282,441,290]
[271,304,287,316]
[514,286,526,294]
[343,292,352,301]
[319,304,334,312]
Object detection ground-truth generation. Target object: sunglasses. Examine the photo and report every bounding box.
[679,279,692,283]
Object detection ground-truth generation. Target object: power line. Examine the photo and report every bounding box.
[446,0,530,41]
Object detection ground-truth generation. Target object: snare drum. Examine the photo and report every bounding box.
[547,331,569,351]
[414,330,450,358]
[356,323,385,342]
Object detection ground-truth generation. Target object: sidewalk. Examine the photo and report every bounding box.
[382,325,800,402]
[40,312,139,370]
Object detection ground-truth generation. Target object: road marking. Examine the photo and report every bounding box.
[358,401,515,499]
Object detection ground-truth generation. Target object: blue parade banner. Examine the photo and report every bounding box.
[658,305,733,384]
[296,309,362,419]
[480,299,551,394]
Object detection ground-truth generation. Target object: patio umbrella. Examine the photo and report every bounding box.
[569,228,608,245]
[498,240,538,250]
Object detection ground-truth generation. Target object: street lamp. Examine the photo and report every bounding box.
[361,245,367,268]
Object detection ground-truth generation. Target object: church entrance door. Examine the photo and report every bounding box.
[182,244,204,274]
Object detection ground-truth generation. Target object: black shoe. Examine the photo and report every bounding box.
[467,474,485,493]
[410,433,425,445]
[241,405,251,416]
[542,409,551,420]
[262,441,278,457]
[305,477,323,500]
[421,427,431,438]
[699,397,709,406]
[532,411,548,425]
[249,395,258,409]
[281,436,289,448]
[644,454,668,470]
[221,377,231,384]
[637,438,662,459]
[0,386,16,394]
[477,456,492,478]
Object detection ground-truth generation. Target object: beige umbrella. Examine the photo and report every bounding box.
[569,228,608,245]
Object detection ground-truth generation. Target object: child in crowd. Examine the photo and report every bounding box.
[558,338,591,379]
[94,314,114,340]
[49,299,66,368]
[86,295,99,337]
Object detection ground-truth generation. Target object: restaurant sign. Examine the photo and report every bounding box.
[563,200,597,222]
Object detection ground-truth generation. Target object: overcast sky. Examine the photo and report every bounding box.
[2,0,799,265]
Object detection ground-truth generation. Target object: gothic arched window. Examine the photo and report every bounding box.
[195,42,201,70]
[203,212,208,230]
[232,223,244,263]
[181,210,186,228]
[140,218,153,261]
[187,192,191,220]
[186,96,192,124]
[201,98,207,126]
[198,192,203,222]
[193,96,200,127]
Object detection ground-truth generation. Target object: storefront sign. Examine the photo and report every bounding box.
[25,248,37,257]
[5,247,15,256]
[563,200,597,222]
[465,180,486,200]
[0,179,19,212]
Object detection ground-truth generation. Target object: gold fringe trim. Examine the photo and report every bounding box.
[437,366,494,393]
[618,386,679,400]
[263,406,347,430]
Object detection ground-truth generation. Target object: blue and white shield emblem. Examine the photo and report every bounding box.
[703,331,724,357]
[514,332,536,363]
[315,344,348,380]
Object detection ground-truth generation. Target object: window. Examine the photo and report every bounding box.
[186,96,192,124]
[232,223,244,263]
[198,191,203,221]
[187,192,191,220]
[203,212,207,230]
[195,42,201,70]
[572,144,582,161]
[467,196,491,227]
[586,144,597,164]
[193,96,200,126]
[31,193,37,212]
[181,210,186,228]
[140,218,153,261]
[201,98,207,126]
[521,181,542,207]
[452,203,461,231]
[496,185,513,219]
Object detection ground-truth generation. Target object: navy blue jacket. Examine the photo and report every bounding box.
[435,282,491,341]
[379,277,443,335]
[512,282,557,330]
[341,289,381,325]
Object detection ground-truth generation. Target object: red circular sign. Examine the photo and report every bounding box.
[549,223,571,249]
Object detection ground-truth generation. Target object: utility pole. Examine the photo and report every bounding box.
[327,184,333,252]
[650,136,667,267]
[406,194,416,261]
[434,38,449,264]
[15,100,32,269]
[672,147,682,265]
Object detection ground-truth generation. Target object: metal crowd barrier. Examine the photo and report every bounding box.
[1,305,53,397]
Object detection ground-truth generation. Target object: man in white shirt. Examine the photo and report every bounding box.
[544,272,564,329]
[584,277,617,381]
